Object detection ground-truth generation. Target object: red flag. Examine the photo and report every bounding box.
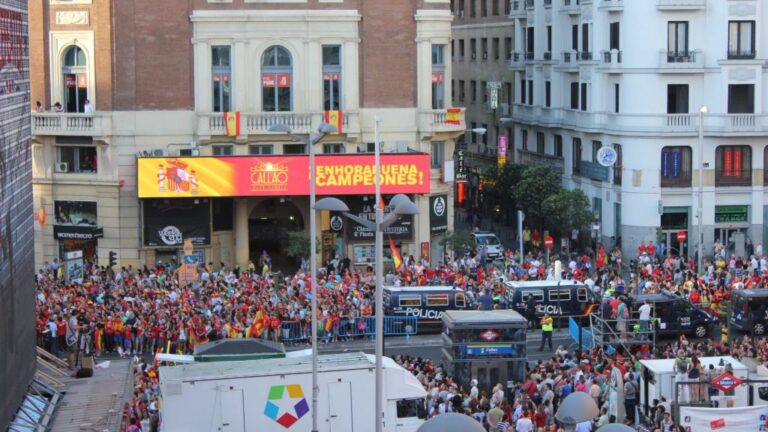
[389,235,403,271]
[34,207,46,226]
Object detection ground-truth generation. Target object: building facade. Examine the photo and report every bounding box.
[0,0,36,426]
[509,0,768,258]
[29,0,465,270]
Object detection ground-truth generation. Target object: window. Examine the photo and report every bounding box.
[451,40,455,60]
[505,82,512,105]
[481,81,488,102]
[505,37,512,60]
[283,144,306,154]
[455,293,466,308]
[572,25,579,51]
[505,0,511,14]
[249,144,273,155]
[667,84,689,114]
[482,124,488,146]
[521,78,527,104]
[580,83,588,111]
[492,0,499,15]
[549,289,571,302]
[728,84,754,114]
[660,146,692,188]
[570,82,578,109]
[458,80,465,102]
[547,26,552,53]
[399,295,422,307]
[764,147,768,185]
[728,21,755,59]
[522,129,529,151]
[431,141,445,169]
[211,46,231,113]
[554,135,563,157]
[545,81,551,107]
[613,143,622,185]
[537,132,545,154]
[493,38,500,60]
[470,39,477,60]
[526,27,534,57]
[323,143,345,154]
[522,290,545,302]
[261,46,292,112]
[592,141,601,162]
[667,22,688,58]
[610,22,620,50]
[481,38,488,60]
[56,146,97,173]
[614,83,620,113]
[459,39,465,58]
[323,45,342,111]
[459,0,465,17]
[577,288,588,303]
[470,0,476,17]
[581,23,590,54]
[426,294,449,307]
[62,46,88,113]
[527,80,533,106]
[572,138,582,174]
[481,0,488,16]
[432,45,446,109]
[212,145,233,156]
[716,145,752,186]
[471,80,477,102]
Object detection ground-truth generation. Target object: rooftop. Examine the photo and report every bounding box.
[442,309,526,326]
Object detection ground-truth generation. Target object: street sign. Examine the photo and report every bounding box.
[480,329,499,342]
[710,372,742,393]
[676,230,687,242]
[544,236,554,249]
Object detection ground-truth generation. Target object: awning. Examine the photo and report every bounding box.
[53,225,104,240]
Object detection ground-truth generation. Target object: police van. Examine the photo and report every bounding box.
[383,286,473,332]
[503,280,600,318]
[632,292,716,338]
[730,289,768,335]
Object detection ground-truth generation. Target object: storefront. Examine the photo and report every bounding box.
[53,200,102,262]
[660,207,689,257]
[714,205,749,245]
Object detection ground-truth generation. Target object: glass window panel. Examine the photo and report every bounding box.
[276,47,292,66]
[262,48,276,67]
[263,87,276,112]
[729,22,739,52]
[322,46,340,66]
[277,87,291,111]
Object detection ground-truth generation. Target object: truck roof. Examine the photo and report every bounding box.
[640,356,747,373]
[442,309,527,325]
[504,280,584,289]
[732,288,768,298]
[634,291,679,303]
[384,286,459,293]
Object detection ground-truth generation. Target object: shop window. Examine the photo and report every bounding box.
[212,46,231,113]
[56,146,97,173]
[63,46,88,113]
[212,145,233,156]
[323,45,342,111]
[261,46,292,112]
[660,146,692,188]
[283,144,306,154]
[323,143,345,154]
[716,145,752,186]
[249,144,273,155]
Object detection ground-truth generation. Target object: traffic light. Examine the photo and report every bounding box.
[108,251,117,268]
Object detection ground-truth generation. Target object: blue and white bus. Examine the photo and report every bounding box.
[383,286,474,332]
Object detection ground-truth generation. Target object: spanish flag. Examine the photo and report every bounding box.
[324,110,342,135]
[389,235,403,272]
[34,207,46,226]
[224,112,240,137]
[446,108,462,125]
[248,310,265,338]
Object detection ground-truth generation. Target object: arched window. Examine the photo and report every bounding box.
[261,46,292,112]
[716,145,752,186]
[660,146,692,188]
[63,46,88,113]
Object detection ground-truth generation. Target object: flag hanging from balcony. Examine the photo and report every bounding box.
[224,112,240,137]
[324,110,343,135]
[446,108,462,125]
[34,207,46,226]
[389,235,403,272]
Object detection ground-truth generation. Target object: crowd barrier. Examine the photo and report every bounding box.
[279,316,419,344]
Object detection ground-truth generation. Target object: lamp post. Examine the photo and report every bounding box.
[697,106,707,273]
[268,122,337,432]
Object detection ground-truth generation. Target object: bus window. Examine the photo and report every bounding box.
[577,288,588,303]
[426,294,449,307]
[758,387,768,402]
[521,290,544,302]
[399,295,422,307]
[549,289,571,302]
[455,293,466,308]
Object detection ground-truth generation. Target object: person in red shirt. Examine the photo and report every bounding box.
[647,242,657,257]
[637,241,647,257]
[56,316,67,356]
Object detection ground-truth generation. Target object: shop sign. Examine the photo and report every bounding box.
[54,225,104,240]
[455,150,467,182]
[466,343,513,356]
[137,155,430,198]
[479,329,499,342]
[715,206,748,223]
[143,199,211,246]
[710,372,742,393]
[342,196,412,241]
[429,195,448,234]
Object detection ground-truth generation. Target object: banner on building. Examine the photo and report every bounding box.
[224,112,240,137]
[324,110,343,135]
[429,194,448,234]
[679,405,768,432]
[138,154,431,198]
[143,199,211,246]
[497,135,507,167]
[446,108,462,125]
[341,195,412,241]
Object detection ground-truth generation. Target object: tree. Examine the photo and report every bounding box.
[482,163,525,220]
[541,188,594,236]
[443,229,477,258]
[284,230,321,259]
[513,165,562,227]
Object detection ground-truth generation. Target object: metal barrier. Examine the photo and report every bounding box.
[279,316,418,344]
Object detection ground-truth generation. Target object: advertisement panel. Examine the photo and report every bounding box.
[679,405,768,432]
[137,154,431,198]
[429,195,448,234]
[342,196,413,241]
[143,199,211,247]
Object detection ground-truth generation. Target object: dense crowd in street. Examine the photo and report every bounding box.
[32,233,768,431]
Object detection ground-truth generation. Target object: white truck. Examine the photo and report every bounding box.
[159,352,427,432]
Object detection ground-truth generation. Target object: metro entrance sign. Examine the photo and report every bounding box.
[710,372,742,393]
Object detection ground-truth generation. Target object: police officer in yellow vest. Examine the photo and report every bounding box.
[539,312,554,351]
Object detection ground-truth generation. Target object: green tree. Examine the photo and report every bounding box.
[285,230,321,259]
[513,165,562,226]
[482,163,525,218]
[541,188,594,235]
[443,229,477,257]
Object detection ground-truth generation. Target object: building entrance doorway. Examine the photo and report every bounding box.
[249,198,304,272]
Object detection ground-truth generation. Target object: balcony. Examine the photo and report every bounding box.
[518,149,565,172]
[658,50,705,71]
[525,52,535,61]
[466,143,497,162]
[543,51,553,62]
[599,50,624,72]
[556,51,579,71]
[419,107,466,137]
[577,51,595,62]
[598,0,623,11]
[525,0,534,9]
[560,0,581,15]
[32,112,112,137]
[510,0,526,17]
[510,52,525,70]
[656,0,706,10]
[197,111,360,139]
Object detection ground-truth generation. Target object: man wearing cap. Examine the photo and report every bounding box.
[539,312,554,351]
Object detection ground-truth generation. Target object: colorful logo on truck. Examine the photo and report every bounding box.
[264,384,309,429]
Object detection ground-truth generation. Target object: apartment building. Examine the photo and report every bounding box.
[29,0,465,269]
[509,0,767,258]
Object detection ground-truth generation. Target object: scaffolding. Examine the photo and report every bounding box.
[589,312,657,354]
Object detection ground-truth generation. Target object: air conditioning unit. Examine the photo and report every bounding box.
[55,162,68,173]
[151,149,168,157]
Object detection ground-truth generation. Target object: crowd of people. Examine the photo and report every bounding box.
[32,232,768,432]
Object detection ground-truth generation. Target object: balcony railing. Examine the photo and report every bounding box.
[419,107,466,136]
[715,172,752,187]
[525,52,535,60]
[32,112,111,136]
[659,50,704,70]
[200,111,358,137]
[510,0,525,16]
[602,50,622,64]
[543,52,552,61]
[560,0,581,14]
[577,51,593,61]
[598,0,623,11]
[656,0,706,10]
[518,149,565,171]
[562,51,574,63]
[728,50,756,60]
[510,52,525,69]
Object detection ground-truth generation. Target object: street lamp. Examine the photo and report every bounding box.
[267,122,337,432]
[697,105,707,273]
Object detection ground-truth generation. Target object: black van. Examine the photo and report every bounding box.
[383,286,473,332]
[632,291,716,338]
[503,280,600,318]
[730,289,768,335]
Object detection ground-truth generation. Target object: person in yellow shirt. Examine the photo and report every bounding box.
[539,313,554,351]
